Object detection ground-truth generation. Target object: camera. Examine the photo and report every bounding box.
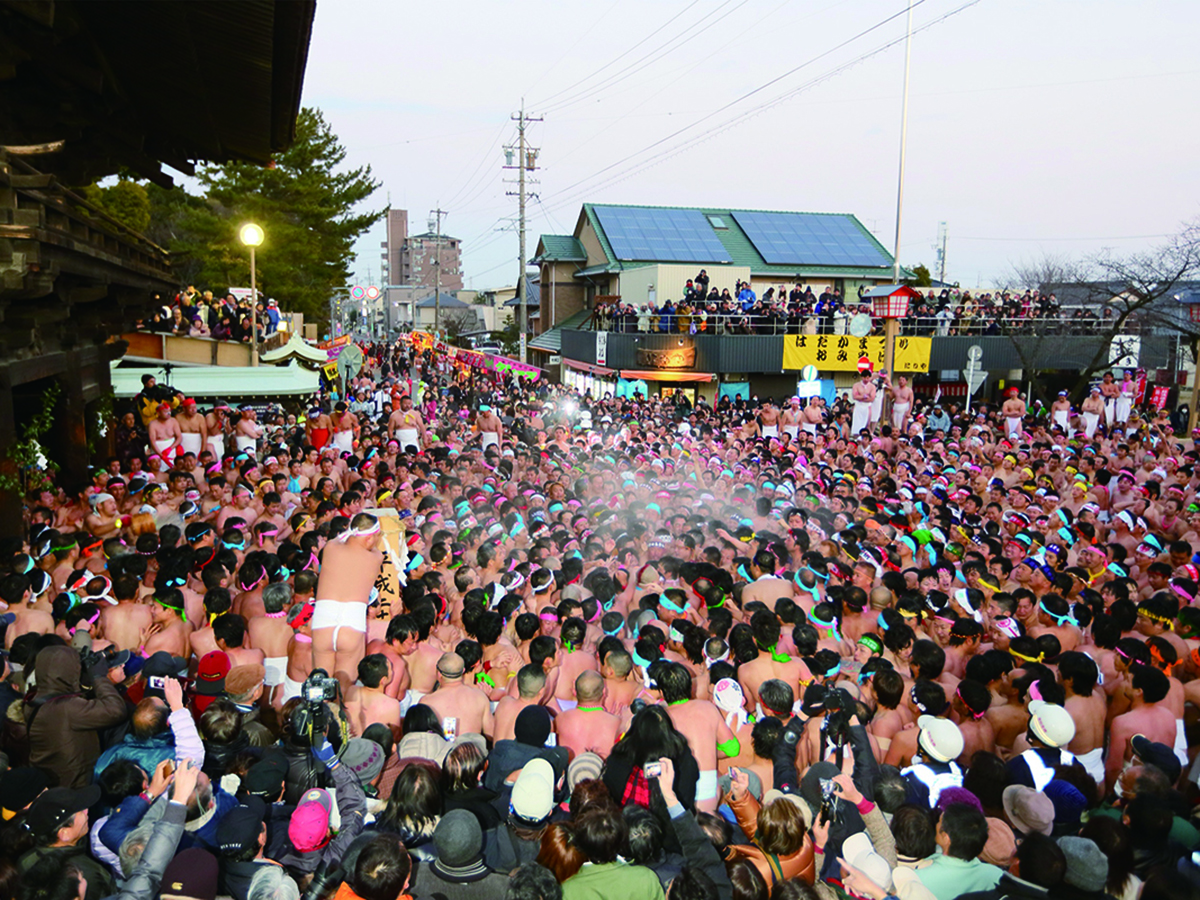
[289,669,342,747]
[303,671,340,704]
[79,645,131,675]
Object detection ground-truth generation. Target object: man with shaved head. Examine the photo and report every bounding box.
[554,670,621,760]
[421,652,493,738]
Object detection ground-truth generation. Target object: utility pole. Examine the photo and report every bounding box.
[431,207,446,338]
[891,0,914,284]
[505,99,542,363]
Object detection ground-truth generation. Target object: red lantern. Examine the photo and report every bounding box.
[871,292,911,319]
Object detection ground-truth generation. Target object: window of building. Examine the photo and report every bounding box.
[706,215,728,229]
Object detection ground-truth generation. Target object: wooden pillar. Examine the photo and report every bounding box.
[0,370,20,539]
[59,351,90,488]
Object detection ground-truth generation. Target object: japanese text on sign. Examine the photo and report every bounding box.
[782,335,931,373]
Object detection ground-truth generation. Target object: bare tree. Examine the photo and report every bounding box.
[995,221,1200,403]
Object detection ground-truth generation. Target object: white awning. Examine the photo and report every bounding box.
[110,363,320,398]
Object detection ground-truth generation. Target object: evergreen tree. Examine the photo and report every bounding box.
[149,108,382,324]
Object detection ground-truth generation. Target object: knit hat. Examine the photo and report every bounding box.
[1002,785,1054,836]
[1044,780,1086,832]
[980,818,1017,868]
[288,788,334,852]
[936,787,983,815]
[431,809,490,882]
[514,706,553,747]
[1058,836,1108,893]
[1027,700,1075,748]
[161,847,219,900]
[511,757,555,823]
[567,752,603,791]
[341,738,386,784]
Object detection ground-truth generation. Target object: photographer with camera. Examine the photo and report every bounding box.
[279,669,345,805]
[276,728,366,879]
[27,642,128,789]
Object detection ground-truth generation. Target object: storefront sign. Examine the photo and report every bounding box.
[782,335,931,373]
[635,345,696,368]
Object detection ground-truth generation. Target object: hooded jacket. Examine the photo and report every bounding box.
[28,645,128,788]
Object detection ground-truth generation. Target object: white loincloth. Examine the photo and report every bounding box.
[1076,747,1105,785]
[332,430,354,453]
[311,599,368,650]
[1083,411,1100,438]
[207,436,225,462]
[153,438,179,463]
[400,689,426,717]
[263,656,288,687]
[783,424,800,439]
[1175,719,1188,766]
[696,769,719,802]
[761,425,779,439]
[1006,416,1022,438]
[179,433,203,457]
[870,391,884,424]
[1052,409,1069,431]
[396,428,420,452]
[281,673,303,703]
[803,421,818,436]
[1115,396,1133,424]
[851,400,872,435]
[235,434,258,454]
[892,402,910,429]
[481,431,499,450]
[1104,397,1116,426]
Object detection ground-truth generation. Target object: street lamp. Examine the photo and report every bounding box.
[239,223,264,367]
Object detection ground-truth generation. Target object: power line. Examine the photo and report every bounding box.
[539,0,748,116]
[524,0,624,97]
[531,0,705,108]
[539,0,936,206]
[442,122,515,210]
[538,0,982,216]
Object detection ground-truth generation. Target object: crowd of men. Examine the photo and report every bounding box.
[1,332,1199,900]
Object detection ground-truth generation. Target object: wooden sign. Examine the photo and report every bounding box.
[366,508,407,618]
[636,345,696,369]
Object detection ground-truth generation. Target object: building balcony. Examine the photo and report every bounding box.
[560,326,1175,376]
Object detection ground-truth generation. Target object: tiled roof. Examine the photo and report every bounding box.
[534,235,587,262]
[529,309,590,352]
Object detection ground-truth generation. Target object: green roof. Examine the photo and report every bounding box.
[534,234,587,262]
[529,308,591,352]
[578,203,908,278]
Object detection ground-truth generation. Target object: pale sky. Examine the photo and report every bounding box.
[300,0,1200,293]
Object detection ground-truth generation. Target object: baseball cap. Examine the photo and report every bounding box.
[26,785,101,838]
[511,757,555,823]
[1027,700,1075,748]
[917,715,964,763]
[0,767,52,820]
[216,799,267,858]
[843,831,893,892]
[288,788,333,852]
[195,651,231,696]
[1130,733,1182,783]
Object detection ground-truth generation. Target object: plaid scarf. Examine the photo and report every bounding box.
[621,767,653,807]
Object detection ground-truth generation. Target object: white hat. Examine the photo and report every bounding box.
[1027,700,1075,748]
[511,757,555,822]
[843,831,893,892]
[917,715,964,763]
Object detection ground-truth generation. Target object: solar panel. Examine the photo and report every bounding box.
[732,211,891,267]
[593,206,731,263]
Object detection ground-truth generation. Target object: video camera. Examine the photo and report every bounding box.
[819,687,856,768]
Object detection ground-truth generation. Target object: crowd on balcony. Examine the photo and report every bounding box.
[135,287,280,343]
[594,275,1132,337]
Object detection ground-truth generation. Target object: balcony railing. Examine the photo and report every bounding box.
[590,310,1171,338]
